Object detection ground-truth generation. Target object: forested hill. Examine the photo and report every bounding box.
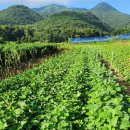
[0,5,43,25]
[90,2,130,29]
[32,11,111,42]
[35,11,110,32]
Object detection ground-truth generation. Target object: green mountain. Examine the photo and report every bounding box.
[33,3,130,29]
[35,11,110,32]
[32,4,88,18]
[32,4,70,18]
[90,2,130,29]
[33,11,111,42]
[0,5,43,25]
[1,3,130,30]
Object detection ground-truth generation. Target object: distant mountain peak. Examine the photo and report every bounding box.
[10,5,28,8]
[92,2,117,11]
[47,4,66,8]
[32,4,69,18]
[8,5,31,10]
[90,2,130,29]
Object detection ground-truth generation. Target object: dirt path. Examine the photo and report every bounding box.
[114,41,130,45]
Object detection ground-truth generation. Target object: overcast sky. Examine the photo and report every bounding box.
[0,0,130,15]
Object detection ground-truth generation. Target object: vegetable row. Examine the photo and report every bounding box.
[0,46,129,129]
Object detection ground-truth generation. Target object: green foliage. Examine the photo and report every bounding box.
[0,25,36,42]
[33,11,110,42]
[35,11,110,32]
[112,27,130,35]
[0,5,43,25]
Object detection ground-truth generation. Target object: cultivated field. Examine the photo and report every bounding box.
[0,43,130,129]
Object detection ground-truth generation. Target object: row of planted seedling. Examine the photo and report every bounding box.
[0,47,129,129]
[93,44,130,82]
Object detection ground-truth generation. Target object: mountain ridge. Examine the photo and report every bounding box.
[90,2,130,28]
[32,4,89,18]
[31,2,130,29]
[0,3,130,29]
[91,2,117,11]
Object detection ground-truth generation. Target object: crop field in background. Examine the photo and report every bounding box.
[0,42,130,129]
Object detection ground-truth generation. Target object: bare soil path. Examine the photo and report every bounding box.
[114,41,130,45]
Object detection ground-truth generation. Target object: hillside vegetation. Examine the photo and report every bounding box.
[90,2,130,29]
[32,4,71,18]
[32,4,89,18]
[0,5,42,25]
[33,3,130,29]
[33,11,110,42]
[36,11,109,31]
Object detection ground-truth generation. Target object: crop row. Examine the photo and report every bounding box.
[0,46,129,129]
[93,44,130,82]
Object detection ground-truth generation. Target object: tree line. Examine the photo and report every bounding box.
[0,25,129,44]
